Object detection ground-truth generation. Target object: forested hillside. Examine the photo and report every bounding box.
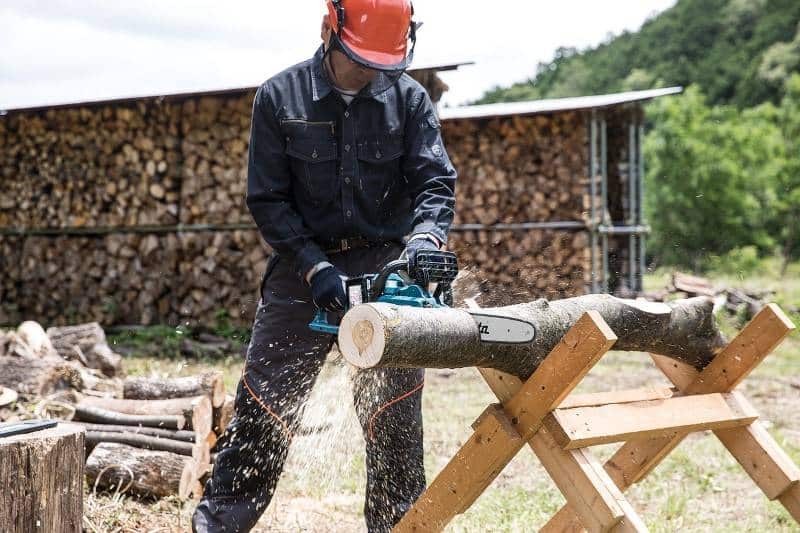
[476,0,800,271]
[478,0,800,108]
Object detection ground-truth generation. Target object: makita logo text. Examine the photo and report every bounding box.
[478,323,490,334]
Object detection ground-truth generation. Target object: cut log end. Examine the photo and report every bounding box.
[338,304,386,368]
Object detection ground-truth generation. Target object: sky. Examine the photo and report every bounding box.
[0,1,677,111]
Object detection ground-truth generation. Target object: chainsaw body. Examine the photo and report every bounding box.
[309,250,457,335]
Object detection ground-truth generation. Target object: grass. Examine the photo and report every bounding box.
[87,264,800,532]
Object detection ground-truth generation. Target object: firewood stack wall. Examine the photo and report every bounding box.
[1,86,631,326]
[442,112,592,302]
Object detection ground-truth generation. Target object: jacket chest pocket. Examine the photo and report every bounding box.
[356,136,404,209]
[284,123,338,205]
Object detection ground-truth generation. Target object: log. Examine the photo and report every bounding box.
[212,394,235,435]
[16,321,58,357]
[73,405,185,430]
[0,387,18,408]
[72,422,196,442]
[123,372,225,407]
[339,295,725,379]
[47,323,122,376]
[0,423,84,532]
[85,442,197,499]
[78,395,212,435]
[0,355,77,396]
[85,431,195,456]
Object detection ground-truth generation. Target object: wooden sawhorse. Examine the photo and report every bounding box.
[394,304,798,532]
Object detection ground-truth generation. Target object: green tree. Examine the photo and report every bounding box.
[644,86,785,268]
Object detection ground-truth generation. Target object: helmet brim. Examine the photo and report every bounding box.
[333,32,413,73]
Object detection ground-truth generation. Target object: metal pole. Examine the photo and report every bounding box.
[589,111,598,293]
[638,121,646,292]
[628,121,636,292]
[600,116,609,293]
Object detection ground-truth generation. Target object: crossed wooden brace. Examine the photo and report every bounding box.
[393,304,799,532]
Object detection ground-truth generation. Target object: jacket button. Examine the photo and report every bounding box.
[346,210,352,218]
[344,111,350,118]
[375,151,382,159]
[344,144,351,152]
[312,149,318,159]
[344,177,351,184]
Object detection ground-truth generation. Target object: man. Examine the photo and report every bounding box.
[193,1,456,531]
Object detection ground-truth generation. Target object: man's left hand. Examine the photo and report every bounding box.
[403,235,440,284]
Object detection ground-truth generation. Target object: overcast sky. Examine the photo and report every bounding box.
[0,1,676,111]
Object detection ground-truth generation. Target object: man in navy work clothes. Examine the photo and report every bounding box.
[193,1,457,531]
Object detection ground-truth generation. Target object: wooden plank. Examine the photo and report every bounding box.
[394,404,524,532]
[547,392,758,450]
[543,304,796,528]
[532,425,647,533]
[394,312,617,533]
[501,311,618,443]
[778,483,800,523]
[558,387,677,410]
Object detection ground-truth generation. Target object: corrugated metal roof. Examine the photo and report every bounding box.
[438,87,683,121]
[0,61,474,115]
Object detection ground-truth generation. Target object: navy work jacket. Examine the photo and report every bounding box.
[246,46,457,280]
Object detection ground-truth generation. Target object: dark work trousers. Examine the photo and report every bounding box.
[193,242,426,533]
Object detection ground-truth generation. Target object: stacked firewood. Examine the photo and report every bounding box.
[0,231,270,327]
[443,113,591,301]
[179,95,253,225]
[450,230,590,304]
[0,319,234,500]
[0,102,182,229]
[79,373,234,500]
[443,113,588,226]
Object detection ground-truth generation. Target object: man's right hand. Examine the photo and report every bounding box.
[310,266,347,312]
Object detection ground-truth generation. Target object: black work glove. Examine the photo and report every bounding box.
[310,266,347,312]
[404,236,439,284]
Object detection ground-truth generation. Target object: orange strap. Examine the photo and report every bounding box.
[243,374,294,441]
[368,379,425,441]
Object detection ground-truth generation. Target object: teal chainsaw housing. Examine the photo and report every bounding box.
[309,251,458,336]
[309,273,448,335]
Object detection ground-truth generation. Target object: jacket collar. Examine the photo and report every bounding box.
[310,45,389,103]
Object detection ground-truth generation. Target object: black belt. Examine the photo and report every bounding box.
[322,237,395,255]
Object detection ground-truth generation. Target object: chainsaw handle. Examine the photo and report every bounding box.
[371,259,412,298]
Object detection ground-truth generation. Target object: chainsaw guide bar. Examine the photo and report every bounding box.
[468,312,536,344]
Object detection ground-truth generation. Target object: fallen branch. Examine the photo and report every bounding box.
[73,405,185,430]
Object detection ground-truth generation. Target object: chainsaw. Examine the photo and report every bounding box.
[309,250,536,344]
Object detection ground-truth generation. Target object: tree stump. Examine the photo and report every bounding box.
[0,423,84,532]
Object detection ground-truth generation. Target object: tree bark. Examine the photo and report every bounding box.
[123,372,224,407]
[85,442,193,499]
[0,423,84,532]
[338,295,725,380]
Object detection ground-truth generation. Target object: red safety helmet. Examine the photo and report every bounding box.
[326,0,419,72]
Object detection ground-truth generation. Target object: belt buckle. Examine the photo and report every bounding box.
[340,238,350,252]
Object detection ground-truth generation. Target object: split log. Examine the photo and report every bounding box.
[78,395,212,435]
[0,387,18,408]
[0,355,77,396]
[86,442,197,499]
[213,394,235,435]
[339,295,725,380]
[73,405,185,430]
[123,372,225,407]
[72,422,196,442]
[47,323,122,376]
[16,321,58,357]
[0,423,84,532]
[85,431,195,456]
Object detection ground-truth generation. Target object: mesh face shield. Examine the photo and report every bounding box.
[324,32,412,98]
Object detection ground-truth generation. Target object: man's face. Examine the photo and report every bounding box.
[321,15,378,92]
[328,49,378,92]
